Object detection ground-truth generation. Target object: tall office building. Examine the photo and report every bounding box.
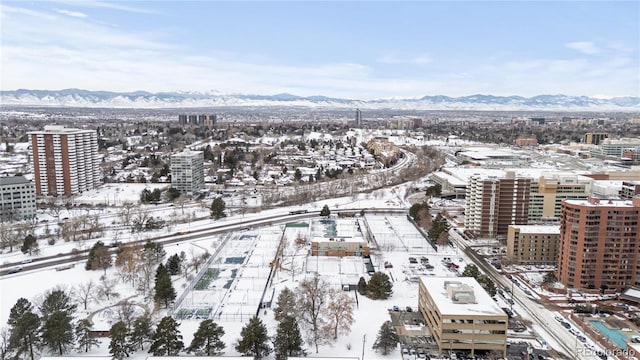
[0,176,36,221]
[528,175,590,223]
[557,197,640,293]
[465,172,531,238]
[584,132,609,145]
[178,114,217,127]
[29,126,100,196]
[170,149,204,196]
[355,109,362,127]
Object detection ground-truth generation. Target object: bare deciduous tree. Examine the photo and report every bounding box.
[119,202,137,228]
[75,280,96,310]
[323,289,355,340]
[97,277,119,302]
[295,275,330,353]
[116,299,137,329]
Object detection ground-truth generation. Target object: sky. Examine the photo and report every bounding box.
[1,0,639,99]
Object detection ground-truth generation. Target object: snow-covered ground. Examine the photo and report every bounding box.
[0,182,429,359]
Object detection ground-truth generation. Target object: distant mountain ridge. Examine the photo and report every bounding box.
[1,88,639,111]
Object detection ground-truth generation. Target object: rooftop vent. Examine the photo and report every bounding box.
[444,281,477,304]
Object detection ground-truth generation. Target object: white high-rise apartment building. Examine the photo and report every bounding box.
[171,149,204,196]
[0,176,36,221]
[29,125,100,196]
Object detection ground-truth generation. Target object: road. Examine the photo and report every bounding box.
[1,207,406,276]
[448,229,598,360]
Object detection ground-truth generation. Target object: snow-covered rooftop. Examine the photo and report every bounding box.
[419,277,506,317]
[511,225,560,234]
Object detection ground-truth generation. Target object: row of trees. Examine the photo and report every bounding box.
[5,291,82,360]
[409,201,451,246]
[461,264,497,296]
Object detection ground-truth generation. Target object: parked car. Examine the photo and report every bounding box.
[406,306,413,312]
[384,261,393,268]
[393,305,400,311]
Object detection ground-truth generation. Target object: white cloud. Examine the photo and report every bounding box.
[1,4,637,99]
[565,41,601,55]
[377,54,432,65]
[52,0,156,14]
[55,8,88,18]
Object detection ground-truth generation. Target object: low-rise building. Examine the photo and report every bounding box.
[310,237,369,257]
[506,225,560,265]
[418,277,507,357]
[0,176,37,221]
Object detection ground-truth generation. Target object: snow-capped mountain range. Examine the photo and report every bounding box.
[1,89,639,111]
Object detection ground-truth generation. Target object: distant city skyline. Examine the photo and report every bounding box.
[1,1,639,99]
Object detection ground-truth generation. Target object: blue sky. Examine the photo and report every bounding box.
[1,1,638,99]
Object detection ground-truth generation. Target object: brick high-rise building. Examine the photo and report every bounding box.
[507,225,560,265]
[557,197,640,293]
[29,126,100,196]
[465,172,531,238]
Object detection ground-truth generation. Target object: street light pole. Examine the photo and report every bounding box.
[362,334,366,360]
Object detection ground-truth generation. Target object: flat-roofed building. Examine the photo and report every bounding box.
[418,277,507,357]
[465,171,531,238]
[557,197,640,293]
[507,225,560,265]
[584,132,609,145]
[528,175,591,223]
[514,138,538,146]
[310,237,370,257]
[170,149,204,196]
[0,176,36,221]
[620,181,640,199]
[29,125,100,196]
[590,138,640,159]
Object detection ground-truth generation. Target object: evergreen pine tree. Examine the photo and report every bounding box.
[41,311,75,355]
[210,197,227,220]
[366,272,393,299]
[109,321,133,360]
[273,316,304,360]
[273,288,297,321]
[154,264,176,308]
[7,298,40,360]
[149,316,184,356]
[39,289,77,323]
[461,264,480,278]
[320,205,331,217]
[235,316,271,358]
[372,321,399,355]
[85,241,112,272]
[166,254,181,275]
[20,234,38,255]
[186,319,225,356]
[75,318,100,353]
[478,274,497,296]
[427,213,450,241]
[357,277,368,295]
[129,315,153,351]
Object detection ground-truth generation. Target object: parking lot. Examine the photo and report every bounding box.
[389,307,437,358]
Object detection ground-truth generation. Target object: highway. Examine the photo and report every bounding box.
[0,207,406,276]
